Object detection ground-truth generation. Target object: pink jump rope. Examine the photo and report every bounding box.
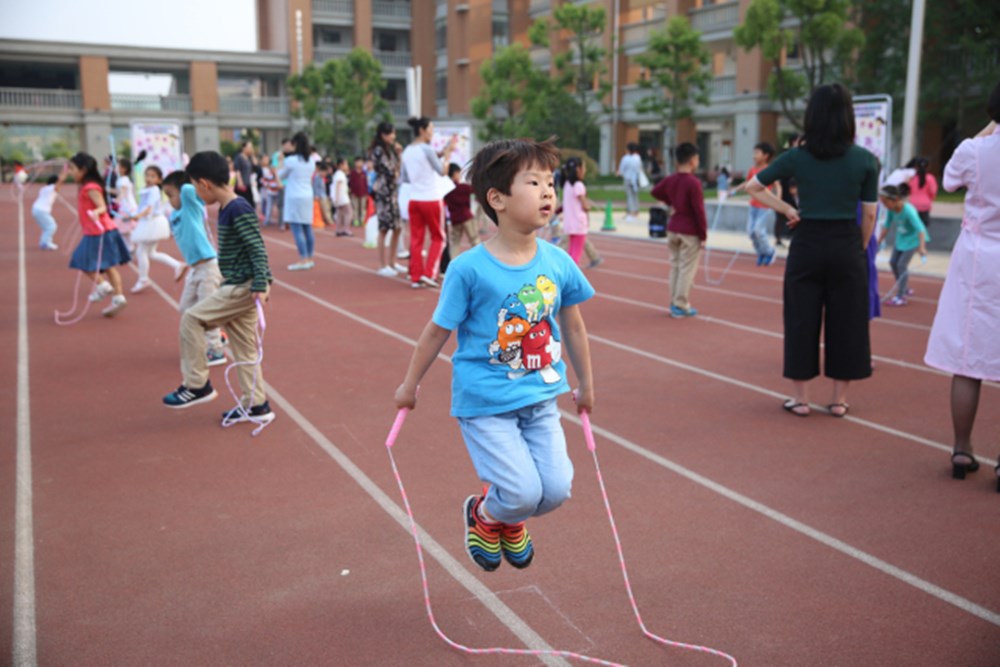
[384,393,738,666]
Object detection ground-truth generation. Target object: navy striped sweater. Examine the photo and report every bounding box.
[217,197,272,292]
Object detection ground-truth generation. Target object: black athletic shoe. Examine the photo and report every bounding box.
[221,400,276,426]
[163,382,218,409]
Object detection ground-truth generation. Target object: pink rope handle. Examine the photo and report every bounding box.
[54,210,105,326]
[577,409,739,666]
[384,407,626,666]
[221,297,272,436]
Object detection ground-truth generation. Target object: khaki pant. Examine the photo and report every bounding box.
[179,259,224,355]
[667,232,701,310]
[449,219,480,255]
[350,194,367,225]
[180,281,266,407]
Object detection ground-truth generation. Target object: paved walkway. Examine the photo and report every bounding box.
[587,210,954,279]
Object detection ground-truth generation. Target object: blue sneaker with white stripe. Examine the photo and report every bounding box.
[163,381,218,409]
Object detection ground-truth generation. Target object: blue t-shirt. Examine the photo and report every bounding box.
[884,202,929,252]
[169,184,216,265]
[433,239,595,418]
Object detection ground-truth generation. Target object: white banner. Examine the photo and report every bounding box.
[853,96,892,171]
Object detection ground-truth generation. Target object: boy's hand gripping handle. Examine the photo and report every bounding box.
[573,390,597,452]
[386,408,409,448]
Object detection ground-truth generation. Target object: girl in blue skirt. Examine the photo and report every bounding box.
[66,153,132,317]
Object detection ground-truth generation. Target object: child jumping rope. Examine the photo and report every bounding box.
[162,170,227,368]
[876,183,928,306]
[31,175,60,250]
[66,152,131,317]
[394,138,595,572]
[126,165,185,292]
[162,151,274,427]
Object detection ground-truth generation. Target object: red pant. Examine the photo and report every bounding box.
[408,199,445,283]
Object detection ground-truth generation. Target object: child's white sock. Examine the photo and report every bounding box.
[477,499,500,525]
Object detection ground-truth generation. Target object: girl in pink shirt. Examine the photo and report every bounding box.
[906,156,938,230]
[560,158,594,265]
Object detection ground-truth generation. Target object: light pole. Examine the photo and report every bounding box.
[900,0,926,162]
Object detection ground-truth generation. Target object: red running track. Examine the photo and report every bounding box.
[3,186,999,666]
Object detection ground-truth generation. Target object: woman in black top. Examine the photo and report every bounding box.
[747,84,879,417]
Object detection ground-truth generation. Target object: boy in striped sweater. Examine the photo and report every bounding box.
[163,152,275,427]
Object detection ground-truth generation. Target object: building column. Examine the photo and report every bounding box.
[190,61,219,114]
[286,0,313,74]
[192,117,221,154]
[82,114,114,157]
[79,55,110,111]
[413,0,436,117]
[354,0,373,50]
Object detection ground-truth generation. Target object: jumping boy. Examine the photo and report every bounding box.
[394,139,595,572]
[162,152,274,427]
[162,170,227,367]
[732,142,780,266]
[651,142,707,318]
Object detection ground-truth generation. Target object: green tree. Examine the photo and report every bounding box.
[42,140,74,161]
[470,44,554,142]
[531,4,613,157]
[288,49,389,155]
[734,0,864,129]
[634,16,712,170]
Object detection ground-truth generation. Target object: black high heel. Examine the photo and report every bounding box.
[951,451,979,480]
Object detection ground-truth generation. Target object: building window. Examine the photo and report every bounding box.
[435,72,447,102]
[435,20,447,52]
[379,32,398,52]
[492,16,509,50]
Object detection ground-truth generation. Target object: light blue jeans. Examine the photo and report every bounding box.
[457,398,573,524]
[747,206,774,257]
[289,222,314,259]
[32,207,57,247]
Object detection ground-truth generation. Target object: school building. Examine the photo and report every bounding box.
[1,1,810,174]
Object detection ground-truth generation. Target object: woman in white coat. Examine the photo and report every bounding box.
[924,81,1000,488]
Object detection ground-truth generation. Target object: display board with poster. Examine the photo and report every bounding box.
[430,123,475,175]
[130,120,185,176]
[852,95,892,177]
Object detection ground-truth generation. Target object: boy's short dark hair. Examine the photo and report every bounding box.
[46,175,59,185]
[448,162,462,177]
[467,138,560,225]
[754,142,776,158]
[186,151,230,187]
[162,170,191,190]
[675,142,699,166]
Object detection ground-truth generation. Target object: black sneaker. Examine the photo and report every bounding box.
[221,400,276,426]
[163,382,218,409]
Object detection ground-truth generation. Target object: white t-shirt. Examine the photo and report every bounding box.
[401,143,454,202]
[117,175,138,217]
[33,184,56,213]
[331,170,350,206]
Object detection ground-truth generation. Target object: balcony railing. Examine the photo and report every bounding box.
[381,100,409,118]
[690,1,740,33]
[314,44,352,63]
[373,1,411,20]
[312,0,353,18]
[622,14,666,53]
[219,97,290,115]
[708,75,736,99]
[0,86,81,109]
[622,86,658,113]
[529,0,551,17]
[374,51,412,68]
[111,94,191,112]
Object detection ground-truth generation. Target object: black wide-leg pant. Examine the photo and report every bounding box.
[783,219,872,381]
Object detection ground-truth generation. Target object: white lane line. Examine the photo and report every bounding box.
[558,410,1000,629]
[587,332,997,467]
[597,265,933,333]
[266,275,1000,627]
[146,278,569,666]
[14,188,38,666]
[594,290,1000,389]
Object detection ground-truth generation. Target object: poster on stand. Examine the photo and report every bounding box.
[430,122,474,175]
[853,96,892,175]
[130,120,185,176]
